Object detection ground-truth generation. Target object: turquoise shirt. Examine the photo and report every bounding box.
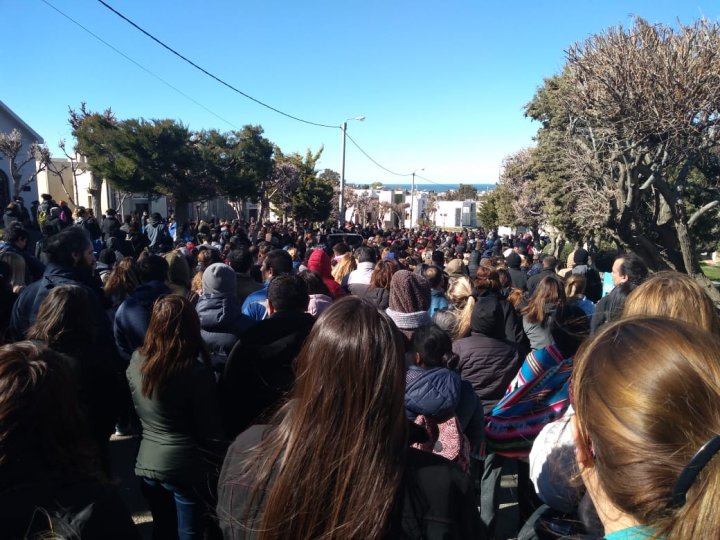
[605,526,656,539]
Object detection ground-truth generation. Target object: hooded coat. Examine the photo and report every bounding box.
[307,250,346,299]
[114,280,171,365]
[196,294,255,364]
[452,296,523,414]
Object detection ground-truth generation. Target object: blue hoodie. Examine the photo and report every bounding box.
[114,280,171,366]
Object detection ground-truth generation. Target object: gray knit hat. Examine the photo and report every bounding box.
[202,263,237,296]
[386,270,432,331]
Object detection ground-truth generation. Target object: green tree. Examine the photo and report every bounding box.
[291,175,334,223]
[477,185,513,230]
[442,183,478,201]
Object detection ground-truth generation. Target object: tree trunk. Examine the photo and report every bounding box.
[88,175,103,217]
[675,215,720,303]
[552,233,565,258]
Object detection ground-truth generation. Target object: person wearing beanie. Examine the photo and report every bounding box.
[196,263,255,367]
[386,270,432,339]
[96,248,117,284]
[505,252,528,291]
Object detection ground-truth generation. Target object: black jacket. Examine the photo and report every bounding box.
[453,334,523,414]
[10,264,115,358]
[0,464,139,540]
[590,285,626,334]
[217,425,486,540]
[101,216,123,243]
[526,268,558,297]
[507,266,528,291]
[221,311,315,437]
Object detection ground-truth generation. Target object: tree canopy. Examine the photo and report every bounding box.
[514,17,720,299]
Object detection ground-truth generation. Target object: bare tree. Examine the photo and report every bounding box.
[499,147,545,240]
[0,128,50,199]
[558,17,720,300]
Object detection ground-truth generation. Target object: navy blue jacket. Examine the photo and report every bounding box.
[114,280,171,366]
[405,366,481,439]
[196,294,256,367]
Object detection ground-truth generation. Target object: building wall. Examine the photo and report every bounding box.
[435,200,477,229]
[0,106,43,210]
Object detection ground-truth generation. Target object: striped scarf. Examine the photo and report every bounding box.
[485,344,573,459]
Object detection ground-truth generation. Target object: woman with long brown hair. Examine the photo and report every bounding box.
[217,296,483,539]
[362,258,399,310]
[521,274,566,351]
[572,317,720,539]
[127,295,225,540]
[26,285,120,471]
[0,341,139,539]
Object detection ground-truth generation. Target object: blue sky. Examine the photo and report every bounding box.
[3,1,717,185]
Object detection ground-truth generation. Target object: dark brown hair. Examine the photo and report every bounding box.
[138,295,209,398]
[0,341,99,476]
[27,285,98,349]
[474,266,500,292]
[104,257,139,302]
[241,296,408,539]
[369,259,399,290]
[521,275,566,324]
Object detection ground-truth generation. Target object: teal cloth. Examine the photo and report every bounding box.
[605,525,657,539]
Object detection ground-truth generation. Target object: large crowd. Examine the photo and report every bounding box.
[0,193,719,540]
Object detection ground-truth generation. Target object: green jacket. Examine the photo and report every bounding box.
[127,351,226,485]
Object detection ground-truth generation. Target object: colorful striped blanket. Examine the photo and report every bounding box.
[485,344,573,459]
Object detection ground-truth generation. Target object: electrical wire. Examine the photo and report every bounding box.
[40,0,242,131]
[96,0,340,130]
[344,132,413,177]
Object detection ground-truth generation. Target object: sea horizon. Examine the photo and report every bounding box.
[349,182,496,192]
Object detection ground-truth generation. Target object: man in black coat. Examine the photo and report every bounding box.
[10,227,108,342]
[0,224,45,282]
[221,274,315,438]
[505,252,528,291]
[526,255,558,297]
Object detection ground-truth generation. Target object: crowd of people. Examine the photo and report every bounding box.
[0,198,719,540]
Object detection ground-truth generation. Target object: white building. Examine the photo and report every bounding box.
[435,200,477,229]
[0,100,44,210]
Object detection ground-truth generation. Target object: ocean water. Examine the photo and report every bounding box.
[377,183,495,192]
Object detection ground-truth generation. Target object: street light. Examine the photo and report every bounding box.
[339,115,365,229]
[410,167,424,229]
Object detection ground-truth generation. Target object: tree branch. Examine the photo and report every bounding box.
[688,200,720,228]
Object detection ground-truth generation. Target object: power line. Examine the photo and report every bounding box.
[40,0,242,131]
[344,132,413,177]
[96,0,340,130]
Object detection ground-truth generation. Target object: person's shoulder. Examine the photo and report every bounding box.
[244,287,267,303]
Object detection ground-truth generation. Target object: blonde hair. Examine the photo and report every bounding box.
[622,271,720,335]
[331,252,356,285]
[0,252,26,293]
[446,276,475,339]
[573,317,720,540]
